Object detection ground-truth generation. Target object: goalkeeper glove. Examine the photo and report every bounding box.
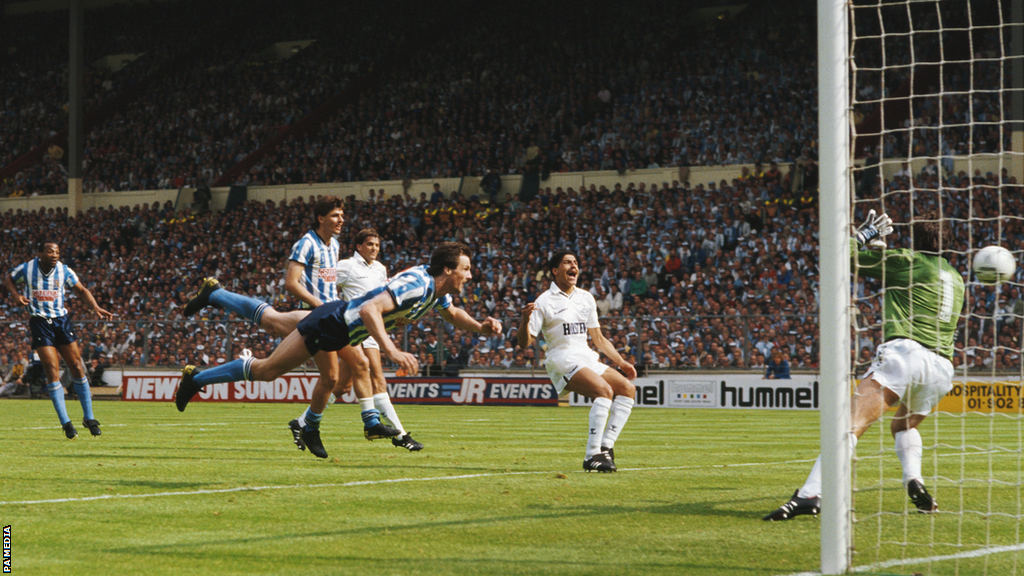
[856,209,892,249]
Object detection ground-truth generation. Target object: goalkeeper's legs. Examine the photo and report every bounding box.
[891,406,928,485]
[796,378,896,498]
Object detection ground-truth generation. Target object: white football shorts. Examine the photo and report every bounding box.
[862,338,954,415]
[544,347,610,394]
[361,336,380,350]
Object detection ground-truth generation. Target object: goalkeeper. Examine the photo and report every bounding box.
[764,209,965,520]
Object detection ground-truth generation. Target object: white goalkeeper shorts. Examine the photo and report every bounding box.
[361,336,380,350]
[544,347,610,394]
[862,338,954,415]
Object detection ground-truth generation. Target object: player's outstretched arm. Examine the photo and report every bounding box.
[439,306,502,336]
[358,291,418,376]
[588,326,637,380]
[72,282,114,320]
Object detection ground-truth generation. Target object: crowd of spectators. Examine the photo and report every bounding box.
[5,0,1013,200]
[1,159,1021,380]
[0,0,409,197]
[0,0,237,193]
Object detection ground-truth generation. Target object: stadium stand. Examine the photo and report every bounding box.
[1,0,1020,379]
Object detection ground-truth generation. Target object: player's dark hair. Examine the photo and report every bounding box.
[548,249,577,274]
[38,240,59,252]
[912,209,950,254]
[428,242,472,276]
[352,228,379,246]
[312,195,344,228]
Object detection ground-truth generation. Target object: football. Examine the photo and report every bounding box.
[972,245,1016,285]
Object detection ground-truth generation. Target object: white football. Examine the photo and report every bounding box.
[972,245,1016,285]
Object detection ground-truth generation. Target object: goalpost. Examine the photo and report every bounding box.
[820,0,1024,574]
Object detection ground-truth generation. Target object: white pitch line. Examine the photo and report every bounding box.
[776,542,1024,576]
[0,458,817,507]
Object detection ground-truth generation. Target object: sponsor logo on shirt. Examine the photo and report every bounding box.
[562,322,587,335]
[317,268,337,282]
[32,290,59,302]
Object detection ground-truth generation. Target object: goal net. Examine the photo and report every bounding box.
[835,0,1024,573]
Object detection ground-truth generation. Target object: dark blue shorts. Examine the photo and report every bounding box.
[30,315,78,349]
[296,300,351,355]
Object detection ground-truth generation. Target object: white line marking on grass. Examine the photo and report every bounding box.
[776,542,1024,576]
[0,471,553,506]
[0,457,817,507]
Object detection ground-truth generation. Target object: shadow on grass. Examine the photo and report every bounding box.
[104,498,778,554]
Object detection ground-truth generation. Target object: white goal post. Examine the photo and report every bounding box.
[817,0,853,573]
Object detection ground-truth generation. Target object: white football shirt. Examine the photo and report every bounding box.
[336,252,387,301]
[527,284,600,355]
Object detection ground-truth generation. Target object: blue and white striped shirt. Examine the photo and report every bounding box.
[289,230,339,308]
[9,258,80,318]
[343,265,451,345]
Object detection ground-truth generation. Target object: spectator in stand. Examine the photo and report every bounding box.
[765,349,791,379]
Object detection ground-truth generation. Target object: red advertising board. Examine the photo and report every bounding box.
[120,372,558,406]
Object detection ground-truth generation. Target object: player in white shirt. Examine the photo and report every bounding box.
[518,250,636,472]
[289,228,422,451]
[284,199,399,444]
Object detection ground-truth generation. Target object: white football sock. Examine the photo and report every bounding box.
[586,397,612,458]
[894,428,924,485]
[601,395,634,449]
[358,397,374,411]
[798,432,857,499]
[374,392,405,435]
[297,412,306,428]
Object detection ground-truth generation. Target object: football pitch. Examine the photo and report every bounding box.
[2,402,1022,576]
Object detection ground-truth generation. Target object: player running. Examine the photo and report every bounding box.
[764,209,965,520]
[518,250,636,472]
[4,241,114,438]
[175,242,501,459]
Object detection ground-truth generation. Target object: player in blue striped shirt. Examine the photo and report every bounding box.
[175,242,502,458]
[282,199,400,442]
[4,241,114,439]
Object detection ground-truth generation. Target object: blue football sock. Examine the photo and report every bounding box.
[209,289,269,325]
[361,408,382,428]
[303,408,323,431]
[193,359,247,386]
[47,383,71,425]
[73,377,94,421]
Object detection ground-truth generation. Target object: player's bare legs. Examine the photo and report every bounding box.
[851,377,900,438]
[258,309,309,339]
[243,331,312,381]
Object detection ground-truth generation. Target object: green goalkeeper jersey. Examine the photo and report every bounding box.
[852,241,965,359]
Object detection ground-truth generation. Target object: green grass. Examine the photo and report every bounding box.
[1,402,1023,575]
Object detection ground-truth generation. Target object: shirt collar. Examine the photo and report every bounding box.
[550,283,575,298]
[353,252,372,267]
